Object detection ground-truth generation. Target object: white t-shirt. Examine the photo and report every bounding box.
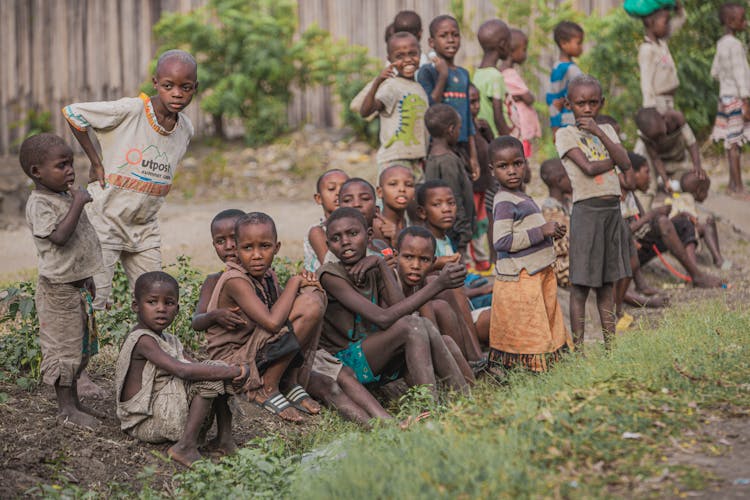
[63,94,194,252]
[375,77,429,164]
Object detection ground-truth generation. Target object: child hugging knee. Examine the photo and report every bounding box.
[21,133,104,429]
[318,208,469,400]
[116,272,248,467]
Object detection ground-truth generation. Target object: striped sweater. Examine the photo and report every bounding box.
[492,189,555,281]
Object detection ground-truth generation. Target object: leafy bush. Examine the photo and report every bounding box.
[0,282,41,388]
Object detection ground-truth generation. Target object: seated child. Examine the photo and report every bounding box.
[489,136,573,372]
[318,208,469,399]
[205,212,325,423]
[372,165,416,248]
[21,133,103,429]
[424,103,475,258]
[304,169,350,272]
[338,177,395,262]
[468,83,494,271]
[116,272,246,467]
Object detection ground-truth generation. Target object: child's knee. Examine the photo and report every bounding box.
[293,290,326,320]
[399,316,429,342]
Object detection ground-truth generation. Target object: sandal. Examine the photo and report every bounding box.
[254,391,303,422]
[285,385,320,415]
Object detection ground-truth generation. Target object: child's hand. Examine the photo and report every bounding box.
[298,270,319,287]
[382,249,398,270]
[374,214,398,242]
[436,262,467,290]
[469,157,481,181]
[542,221,564,238]
[232,363,252,390]
[83,277,96,299]
[552,97,565,112]
[70,186,93,205]
[348,255,381,285]
[377,63,397,83]
[575,117,603,137]
[660,174,674,194]
[213,306,246,329]
[432,53,449,77]
[89,162,106,188]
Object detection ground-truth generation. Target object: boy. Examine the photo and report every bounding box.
[501,29,541,157]
[474,19,512,137]
[63,49,197,310]
[638,0,686,111]
[304,169,350,272]
[372,165,416,248]
[546,21,584,134]
[21,133,103,429]
[489,136,572,371]
[555,75,632,348]
[116,272,247,467]
[360,32,429,182]
[318,208,469,399]
[710,2,750,198]
[424,104,474,259]
[205,213,325,423]
[393,10,432,70]
[539,159,572,288]
[469,83,495,272]
[338,178,394,261]
[419,15,480,180]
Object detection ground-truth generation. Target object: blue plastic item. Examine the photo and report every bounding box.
[623,0,676,17]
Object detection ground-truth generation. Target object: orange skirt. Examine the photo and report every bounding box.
[489,267,573,372]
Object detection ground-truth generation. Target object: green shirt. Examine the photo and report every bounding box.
[473,67,507,137]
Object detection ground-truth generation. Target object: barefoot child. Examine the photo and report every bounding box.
[21,133,103,429]
[469,83,495,271]
[474,19,512,137]
[372,165,416,248]
[304,169,350,272]
[546,21,584,134]
[555,75,633,348]
[205,213,325,422]
[116,272,247,467]
[318,208,469,399]
[489,136,573,371]
[710,2,750,198]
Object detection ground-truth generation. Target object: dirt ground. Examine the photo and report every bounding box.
[1,129,749,496]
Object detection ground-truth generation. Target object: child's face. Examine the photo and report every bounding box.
[132,282,179,334]
[469,86,480,119]
[727,7,747,32]
[490,146,526,191]
[429,19,461,60]
[339,182,377,226]
[418,187,456,232]
[152,59,198,114]
[558,171,573,194]
[314,171,349,216]
[634,165,650,192]
[646,9,671,39]
[567,84,603,121]
[377,166,415,212]
[510,34,528,64]
[388,36,421,79]
[396,234,435,288]
[326,216,369,266]
[560,33,584,58]
[211,217,239,264]
[236,222,280,279]
[31,144,75,193]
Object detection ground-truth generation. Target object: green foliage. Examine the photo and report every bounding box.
[271,256,302,288]
[0,282,41,387]
[9,108,53,150]
[151,0,378,146]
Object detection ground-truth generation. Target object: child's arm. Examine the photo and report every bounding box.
[191,275,247,331]
[320,263,465,330]
[577,119,631,172]
[67,124,106,188]
[47,187,92,246]
[491,97,511,136]
[422,56,449,104]
[638,44,657,108]
[493,200,565,254]
[133,335,243,381]
[308,225,329,264]
[619,169,637,192]
[433,253,462,271]
[224,273,309,333]
[359,65,393,117]
[513,92,535,105]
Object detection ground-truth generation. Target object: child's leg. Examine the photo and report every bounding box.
[306,371,372,425]
[441,335,475,385]
[55,381,99,428]
[594,284,616,348]
[614,277,629,318]
[336,367,391,420]
[432,298,482,361]
[569,285,589,348]
[257,351,306,422]
[697,217,725,268]
[653,215,721,287]
[435,288,483,361]
[474,309,490,346]
[168,395,214,467]
[207,395,236,456]
[727,144,744,193]
[421,320,471,392]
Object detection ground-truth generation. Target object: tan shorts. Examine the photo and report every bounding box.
[93,246,161,310]
[311,349,343,381]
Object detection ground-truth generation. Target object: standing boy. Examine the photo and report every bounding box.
[555,75,633,348]
[21,133,103,428]
[546,21,584,135]
[474,19,512,137]
[63,50,197,310]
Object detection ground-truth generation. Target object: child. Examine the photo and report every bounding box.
[338,177,393,259]
[501,28,542,157]
[304,169,350,272]
[469,84,495,272]
[372,165,416,248]
[489,136,572,371]
[638,0,686,111]
[318,208,469,399]
[360,32,429,182]
[424,104,474,258]
[205,212,325,423]
[63,49,197,310]
[393,10,432,70]
[539,159,573,288]
[546,21,584,134]
[21,133,103,429]
[474,19,512,137]
[555,75,633,347]
[116,272,246,467]
[710,2,750,198]
[419,15,480,180]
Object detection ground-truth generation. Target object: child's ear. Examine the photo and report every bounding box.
[416,205,427,221]
[600,97,606,107]
[367,227,374,239]
[428,37,435,49]
[313,192,322,205]
[29,165,42,180]
[376,186,383,199]
[131,300,139,313]
[563,98,570,110]
[152,76,158,88]
[273,241,281,255]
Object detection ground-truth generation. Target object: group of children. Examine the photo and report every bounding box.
[20,3,746,467]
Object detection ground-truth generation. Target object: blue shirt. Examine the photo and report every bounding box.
[545,61,582,129]
[418,64,476,143]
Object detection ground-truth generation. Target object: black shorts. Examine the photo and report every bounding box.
[257,331,303,374]
[637,214,697,265]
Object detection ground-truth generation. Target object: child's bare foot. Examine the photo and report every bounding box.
[726,188,750,200]
[167,443,203,467]
[635,284,659,296]
[76,401,106,419]
[399,411,431,429]
[58,407,100,429]
[691,272,723,288]
[253,390,305,423]
[205,437,238,456]
[625,291,669,308]
[77,371,108,399]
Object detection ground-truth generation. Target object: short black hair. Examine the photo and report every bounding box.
[720,2,744,25]
[539,158,565,187]
[424,103,460,138]
[477,19,510,52]
[416,179,452,207]
[680,170,710,193]
[326,207,368,234]
[316,168,347,193]
[378,164,414,186]
[553,21,583,48]
[340,177,376,199]
[396,225,436,254]
[211,209,245,229]
[134,271,179,302]
[567,74,603,101]
[628,151,648,172]
[488,136,525,161]
[393,10,422,37]
[429,14,459,37]
[634,107,664,138]
[155,49,197,77]
[19,133,71,178]
[388,32,419,55]
[235,211,277,241]
[595,114,618,128]
[509,28,527,50]
[384,22,396,43]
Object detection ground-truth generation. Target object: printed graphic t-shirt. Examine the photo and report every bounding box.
[63,94,194,252]
[418,65,476,143]
[375,77,429,163]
